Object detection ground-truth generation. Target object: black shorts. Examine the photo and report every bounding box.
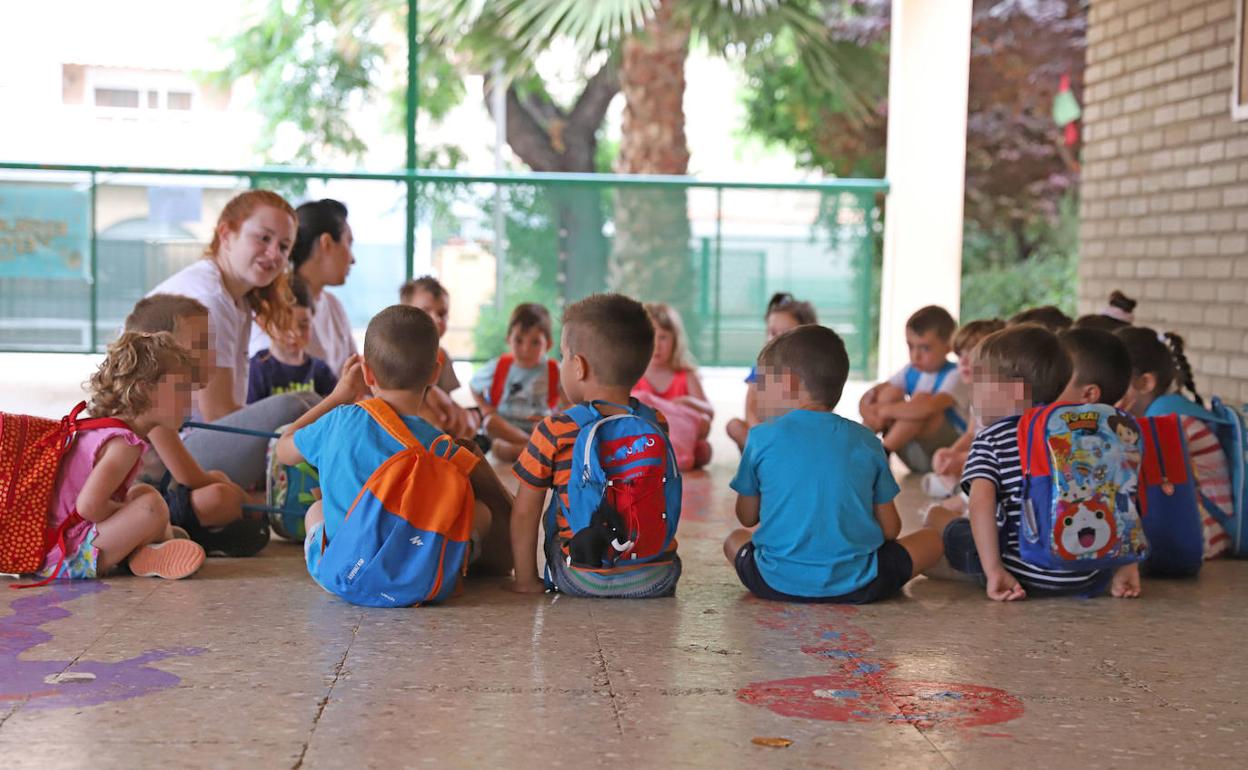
[733,540,914,604]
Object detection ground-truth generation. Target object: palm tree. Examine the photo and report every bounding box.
[434,0,869,351]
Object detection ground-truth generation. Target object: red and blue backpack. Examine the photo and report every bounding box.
[1017,402,1148,571]
[545,400,681,584]
[489,354,560,412]
[1136,414,1203,576]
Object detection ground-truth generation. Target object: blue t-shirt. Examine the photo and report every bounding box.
[730,409,900,597]
[247,350,337,404]
[293,403,445,541]
[468,356,557,426]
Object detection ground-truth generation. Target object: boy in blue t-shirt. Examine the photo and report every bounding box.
[726,325,943,603]
[248,275,337,403]
[276,305,515,579]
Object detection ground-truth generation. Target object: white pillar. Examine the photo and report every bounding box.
[878,0,973,378]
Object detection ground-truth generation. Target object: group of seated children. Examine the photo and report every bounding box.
[22,277,1240,609]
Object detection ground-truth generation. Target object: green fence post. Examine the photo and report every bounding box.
[699,237,711,317]
[404,0,419,282]
[88,171,98,353]
[713,187,723,365]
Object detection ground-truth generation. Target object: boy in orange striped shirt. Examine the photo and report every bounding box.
[509,294,681,597]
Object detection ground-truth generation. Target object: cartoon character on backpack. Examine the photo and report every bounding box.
[1019,403,1148,569]
[1054,496,1118,560]
[566,500,634,569]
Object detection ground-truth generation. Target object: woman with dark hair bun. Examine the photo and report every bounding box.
[251,199,358,374]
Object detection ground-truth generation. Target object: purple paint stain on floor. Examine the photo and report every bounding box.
[0,582,205,710]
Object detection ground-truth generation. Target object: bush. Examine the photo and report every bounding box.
[959,250,1077,323]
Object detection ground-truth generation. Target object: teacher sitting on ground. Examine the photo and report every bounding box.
[149,190,318,489]
[250,198,358,373]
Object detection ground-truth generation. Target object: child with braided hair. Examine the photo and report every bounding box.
[1117,327,1232,559]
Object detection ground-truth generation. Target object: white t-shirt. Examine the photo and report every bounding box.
[887,362,970,428]
[149,259,250,419]
[250,288,357,375]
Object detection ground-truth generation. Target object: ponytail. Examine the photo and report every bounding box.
[1163,332,1203,407]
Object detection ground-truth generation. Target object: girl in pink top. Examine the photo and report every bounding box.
[40,332,206,581]
[634,303,714,468]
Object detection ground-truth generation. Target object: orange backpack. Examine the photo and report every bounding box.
[306,398,479,607]
[0,403,129,574]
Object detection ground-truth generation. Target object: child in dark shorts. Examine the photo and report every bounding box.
[724,325,943,603]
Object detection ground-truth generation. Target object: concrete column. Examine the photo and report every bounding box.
[878,0,973,378]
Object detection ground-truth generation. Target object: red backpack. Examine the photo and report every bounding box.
[1,403,129,575]
[489,354,560,412]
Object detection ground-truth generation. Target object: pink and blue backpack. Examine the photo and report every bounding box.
[546,400,681,584]
[1017,403,1149,570]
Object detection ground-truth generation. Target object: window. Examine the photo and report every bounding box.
[94,88,139,108]
[147,90,159,108]
[167,91,192,110]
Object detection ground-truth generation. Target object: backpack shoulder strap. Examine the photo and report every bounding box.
[903,366,920,397]
[489,354,515,407]
[932,360,957,392]
[1148,393,1217,422]
[357,398,420,450]
[545,359,560,409]
[563,403,601,429]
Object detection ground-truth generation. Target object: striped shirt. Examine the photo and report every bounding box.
[1182,416,1232,559]
[513,406,670,554]
[962,416,1106,593]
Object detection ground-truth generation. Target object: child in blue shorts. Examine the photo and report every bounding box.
[276,305,516,581]
[724,325,943,603]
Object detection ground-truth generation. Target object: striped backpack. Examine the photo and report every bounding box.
[307,399,478,607]
[1017,402,1149,570]
[1,403,129,576]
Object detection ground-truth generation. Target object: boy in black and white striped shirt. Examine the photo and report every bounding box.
[925,324,1141,600]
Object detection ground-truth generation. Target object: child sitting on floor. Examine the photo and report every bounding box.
[125,295,264,557]
[923,325,1141,600]
[509,294,682,598]
[400,275,478,441]
[726,292,818,452]
[922,318,1006,500]
[470,303,564,462]
[633,302,714,469]
[860,305,968,473]
[725,325,942,603]
[248,275,337,403]
[37,332,206,581]
[1008,305,1073,332]
[276,305,516,590]
[1117,327,1231,560]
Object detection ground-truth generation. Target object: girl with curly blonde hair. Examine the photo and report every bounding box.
[39,332,206,581]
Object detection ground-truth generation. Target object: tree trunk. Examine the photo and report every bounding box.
[611,0,701,356]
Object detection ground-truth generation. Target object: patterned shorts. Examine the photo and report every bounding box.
[38,527,100,580]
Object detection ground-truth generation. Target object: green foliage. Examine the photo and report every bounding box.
[960,251,1077,324]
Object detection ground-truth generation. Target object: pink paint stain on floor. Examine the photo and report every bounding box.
[0,582,205,710]
[738,604,1024,731]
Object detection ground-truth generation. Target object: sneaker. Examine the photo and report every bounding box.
[128,540,206,580]
[921,473,956,498]
[473,432,493,455]
[198,517,271,558]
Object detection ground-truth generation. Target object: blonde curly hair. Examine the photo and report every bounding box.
[87,332,192,419]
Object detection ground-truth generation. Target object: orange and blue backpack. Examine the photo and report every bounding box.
[1,403,130,578]
[306,398,478,607]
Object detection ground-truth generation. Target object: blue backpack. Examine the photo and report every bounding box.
[1149,394,1248,556]
[903,361,967,432]
[1017,403,1149,570]
[547,400,681,580]
[1137,414,1203,576]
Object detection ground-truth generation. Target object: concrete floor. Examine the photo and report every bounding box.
[2,360,1247,768]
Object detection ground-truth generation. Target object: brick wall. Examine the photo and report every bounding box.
[1080,0,1248,403]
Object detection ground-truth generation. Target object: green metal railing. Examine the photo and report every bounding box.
[0,161,887,373]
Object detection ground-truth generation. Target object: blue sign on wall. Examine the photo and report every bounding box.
[0,185,90,279]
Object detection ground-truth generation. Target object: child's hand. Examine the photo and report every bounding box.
[330,356,368,404]
[984,568,1026,601]
[1111,563,1141,598]
[507,576,547,594]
